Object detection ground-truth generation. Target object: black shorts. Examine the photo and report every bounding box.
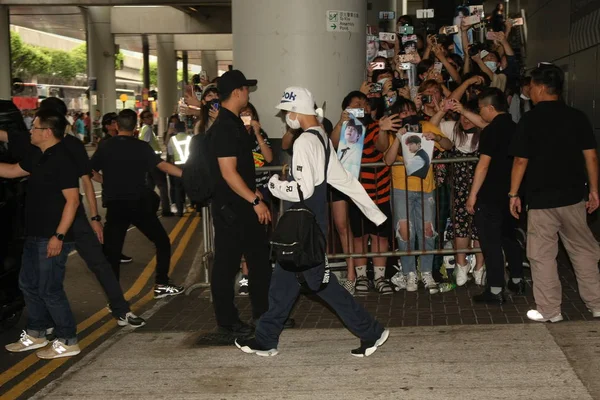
[328,187,350,203]
[349,201,392,238]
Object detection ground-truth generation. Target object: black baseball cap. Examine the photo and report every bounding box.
[217,70,257,98]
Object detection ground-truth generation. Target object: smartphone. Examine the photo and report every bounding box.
[511,17,524,26]
[392,78,408,90]
[397,54,412,63]
[479,50,490,59]
[212,103,220,110]
[400,62,412,70]
[443,25,459,35]
[169,122,175,129]
[371,62,386,70]
[241,116,252,126]
[463,15,481,26]
[433,62,443,74]
[379,32,396,42]
[486,31,497,41]
[346,108,365,118]
[398,25,414,35]
[200,70,208,81]
[379,11,395,20]
[370,83,383,93]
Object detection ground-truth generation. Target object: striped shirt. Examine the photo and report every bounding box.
[359,120,390,205]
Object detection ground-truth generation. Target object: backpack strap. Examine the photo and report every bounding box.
[294,128,330,203]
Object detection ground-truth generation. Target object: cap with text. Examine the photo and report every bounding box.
[275,87,317,116]
[217,70,257,98]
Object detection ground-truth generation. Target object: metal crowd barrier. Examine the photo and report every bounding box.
[196,157,483,277]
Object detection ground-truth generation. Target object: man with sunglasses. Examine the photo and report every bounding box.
[509,63,600,322]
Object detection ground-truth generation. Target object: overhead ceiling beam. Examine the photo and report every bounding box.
[173,33,231,50]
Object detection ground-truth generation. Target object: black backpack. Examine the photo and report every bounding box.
[270,130,330,272]
[182,132,215,207]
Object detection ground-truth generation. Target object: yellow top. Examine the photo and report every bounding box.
[389,121,446,193]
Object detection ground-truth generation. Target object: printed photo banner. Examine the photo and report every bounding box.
[400,132,434,179]
[337,117,365,179]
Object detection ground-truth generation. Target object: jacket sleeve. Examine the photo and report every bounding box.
[268,135,318,202]
[326,140,387,226]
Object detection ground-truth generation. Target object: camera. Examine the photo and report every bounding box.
[370,83,383,93]
[392,78,408,90]
[422,94,433,104]
[468,43,484,57]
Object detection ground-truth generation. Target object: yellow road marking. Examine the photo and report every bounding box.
[0,215,191,389]
[2,216,201,400]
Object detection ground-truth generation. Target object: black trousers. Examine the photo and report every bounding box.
[168,175,186,215]
[148,168,170,213]
[103,199,171,285]
[71,211,130,318]
[211,204,271,326]
[474,202,523,288]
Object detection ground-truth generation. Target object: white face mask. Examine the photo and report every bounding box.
[285,113,301,129]
[378,77,389,86]
[484,61,498,73]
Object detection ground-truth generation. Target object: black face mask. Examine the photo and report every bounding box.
[401,115,421,126]
[463,126,479,134]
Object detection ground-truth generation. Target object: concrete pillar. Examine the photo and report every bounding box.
[232,0,367,139]
[200,50,218,81]
[182,51,189,84]
[142,34,150,89]
[86,6,116,116]
[157,33,177,137]
[0,6,12,100]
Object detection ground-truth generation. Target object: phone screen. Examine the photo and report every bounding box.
[241,116,252,126]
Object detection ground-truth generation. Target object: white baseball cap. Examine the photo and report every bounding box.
[275,86,318,116]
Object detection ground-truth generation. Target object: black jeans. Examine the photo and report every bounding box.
[72,212,130,318]
[168,175,186,215]
[104,199,171,285]
[148,168,170,213]
[211,204,271,326]
[474,202,523,288]
[19,237,77,342]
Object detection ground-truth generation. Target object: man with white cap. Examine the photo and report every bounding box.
[235,87,390,357]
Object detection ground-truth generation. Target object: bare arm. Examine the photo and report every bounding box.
[384,132,404,166]
[47,187,80,258]
[0,162,29,179]
[510,157,529,195]
[91,170,103,184]
[461,26,471,74]
[217,157,256,203]
[584,149,599,193]
[281,130,295,151]
[474,56,494,80]
[81,175,99,217]
[433,47,461,83]
[157,161,183,178]
[0,129,7,142]
[449,76,484,102]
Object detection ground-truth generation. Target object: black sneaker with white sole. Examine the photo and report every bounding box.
[350,329,390,357]
[235,337,278,357]
[153,283,184,299]
[120,254,133,263]
[117,312,146,328]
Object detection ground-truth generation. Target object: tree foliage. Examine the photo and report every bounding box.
[141,61,191,88]
[10,32,124,82]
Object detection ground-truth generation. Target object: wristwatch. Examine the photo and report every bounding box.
[508,193,519,198]
[251,196,261,206]
[54,232,65,241]
[91,215,102,222]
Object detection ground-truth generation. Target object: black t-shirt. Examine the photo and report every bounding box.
[62,134,92,177]
[511,101,597,209]
[478,113,516,205]
[210,107,256,207]
[91,135,162,202]
[19,142,79,240]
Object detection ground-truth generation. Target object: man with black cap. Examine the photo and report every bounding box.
[208,70,273,336]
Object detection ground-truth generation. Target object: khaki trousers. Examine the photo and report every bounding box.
[527,201,600,318]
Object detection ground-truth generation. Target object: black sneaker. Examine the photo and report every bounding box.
[507,279,526,295]
[218,321,254,336]
[473,289,505,305]
[351,329,390,357]
[117,312,146,328]
[120,254,133,263]
[153,283,184,299]
[235,337,278,357]
[238,275,249,296]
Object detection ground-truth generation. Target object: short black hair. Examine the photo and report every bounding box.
[39,97,68,117]
[478,87,508,112]
[372,68,393,83]
[530,64,564,95]
[390,97,417,115]
[35,108,67,140]
[117,109,138,131]
[405,135,421,145]
[417,59,434,78]
[102,112,118,133]
[140,110,153,120]
[342,91,367,110]
[397,15,413,26]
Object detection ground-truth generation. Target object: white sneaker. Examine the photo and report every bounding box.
[406,272,418,292]
[421,272,439,294]
[391,272,407,290]
[455,264,470,286]
[473,267,486,286]
[526,309,563,323]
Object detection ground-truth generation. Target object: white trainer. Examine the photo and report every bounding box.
[406,272,418,292]
[472,267,486,286]
[454,264,470,286]
[526,309,563,323]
